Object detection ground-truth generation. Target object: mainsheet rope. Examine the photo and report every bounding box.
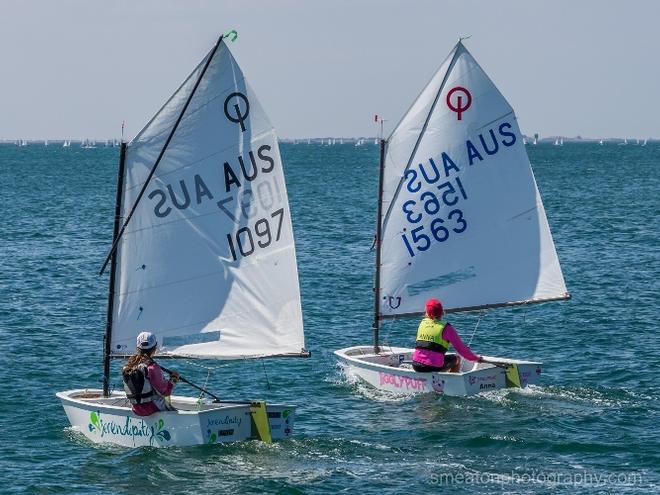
[467,310,488,346]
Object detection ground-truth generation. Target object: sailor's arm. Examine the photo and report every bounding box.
[443,324,482,362]
[147,363,176,395]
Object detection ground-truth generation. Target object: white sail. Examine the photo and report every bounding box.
[110,39,306,359]
[379,42,568,318]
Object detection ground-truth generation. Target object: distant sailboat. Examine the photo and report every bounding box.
[560,138,564,146]
[618,138,628,146]
[554,139,560,146]
[642,139,647,146]
[599,139,604,145]
[334,40,569,396]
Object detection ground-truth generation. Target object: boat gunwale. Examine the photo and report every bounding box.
[334,345,541,378]
[57,389,295,416]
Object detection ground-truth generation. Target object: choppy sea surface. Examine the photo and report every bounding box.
[0,142,658,494]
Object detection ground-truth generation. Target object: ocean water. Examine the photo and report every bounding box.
[0,142,658,494]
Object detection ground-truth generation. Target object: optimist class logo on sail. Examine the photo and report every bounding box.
[146,91,289,262]
[400,121,517,257]
[446,86,472,120]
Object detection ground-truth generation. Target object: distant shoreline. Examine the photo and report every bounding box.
[0,136,655,145]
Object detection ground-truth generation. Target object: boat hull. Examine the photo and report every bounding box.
[334,346,541,396]
[57,389,295,447]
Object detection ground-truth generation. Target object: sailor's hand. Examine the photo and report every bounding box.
[170,371,180,383]
[478,356,484,363]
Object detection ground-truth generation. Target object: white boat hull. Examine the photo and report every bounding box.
[57,389,295,447]
[334,346,541,396]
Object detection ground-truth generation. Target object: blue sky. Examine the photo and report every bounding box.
[1,0,658,140]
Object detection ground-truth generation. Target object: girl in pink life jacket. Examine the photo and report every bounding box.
[412,298,483,373]
[121,331,180,416]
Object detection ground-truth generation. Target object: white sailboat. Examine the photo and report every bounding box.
[58,34,309,447]
[335,41,569,397]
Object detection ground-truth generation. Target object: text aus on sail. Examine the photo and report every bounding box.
[399,121,516,257]
[145,95,286,262]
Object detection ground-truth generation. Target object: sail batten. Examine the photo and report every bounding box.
[110,39,306,360]
[378,42,568,319]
